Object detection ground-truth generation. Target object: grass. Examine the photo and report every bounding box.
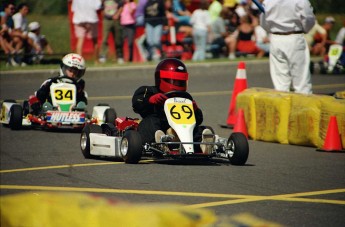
[1,13,344,71]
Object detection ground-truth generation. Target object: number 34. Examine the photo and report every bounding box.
[54,89,73,101]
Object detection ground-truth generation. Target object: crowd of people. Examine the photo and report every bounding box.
[0,2,54,66]
[1,0,344,66]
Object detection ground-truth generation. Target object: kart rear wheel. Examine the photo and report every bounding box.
[9,104,23,130]
[120,130,142,164]
[80,124,102,159]
[104,108,117,124]
[227,132,249,166]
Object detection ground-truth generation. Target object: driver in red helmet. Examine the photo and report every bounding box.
[132,58,212,152]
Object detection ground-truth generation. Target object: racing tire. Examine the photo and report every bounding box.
[120,130,142,164]
[23,100,30,116]
[9,104,23,130]
[104,108,117,124]
[80,124,102,159]
[227,132,249,166]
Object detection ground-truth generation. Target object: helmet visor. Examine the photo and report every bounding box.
[63,65,85,81]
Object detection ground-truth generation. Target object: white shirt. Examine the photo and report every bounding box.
[255,25,269,43]
[190,9,211,31]
[12,12,28,31]
[72,0,102,24]
[260,0,315,34]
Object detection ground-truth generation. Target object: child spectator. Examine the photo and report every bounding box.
[24,21,54,64]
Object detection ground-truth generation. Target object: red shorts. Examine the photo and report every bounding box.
[74,22,98,39]
[237,40,259,54]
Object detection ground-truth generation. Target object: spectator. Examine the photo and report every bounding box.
[305,19,327,57]
[0,2,16,66]
[172,0,191,26]
[121,0,136,62]
[144,0,167,61]
[172,0,193,36]
[12,3,30,65]
[322,16,337,53]
[209,8,229,58]
[225,11,240,34]
[260,0,315,94]
[99,0,124,64]
[208,0,224,23]
[226,15,259,60]
[253,15,269,58]
[135,0,147,27]
[190,0,211,61]
[24,21,54,64]
[71,0,102,63]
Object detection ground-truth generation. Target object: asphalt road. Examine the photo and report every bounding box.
[1,60,345,226]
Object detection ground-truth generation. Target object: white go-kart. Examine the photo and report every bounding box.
[80,91,249,165]
[0,76,116,131]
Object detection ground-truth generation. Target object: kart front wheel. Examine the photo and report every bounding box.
[80,124,102,159]
[120,130,142,164]
[9,105,23,130]
[227,132,249,165]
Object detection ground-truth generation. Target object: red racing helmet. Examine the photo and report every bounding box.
[154,58,189,93]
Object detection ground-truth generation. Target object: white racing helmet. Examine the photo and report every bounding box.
[60,53,86,81]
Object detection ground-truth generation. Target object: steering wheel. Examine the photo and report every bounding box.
[164,91,193,101]
[53,75,77,84]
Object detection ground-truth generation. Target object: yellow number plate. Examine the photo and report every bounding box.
[53,88,74,101]
[167,103,195,125]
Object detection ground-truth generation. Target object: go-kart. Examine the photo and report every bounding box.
[314,44,345,74]
[80,91,249,165]
[0,76,117,130]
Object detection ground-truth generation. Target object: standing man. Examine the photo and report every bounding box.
[99,0,124,64]
[71,0,102,63]
[260,0,315,94]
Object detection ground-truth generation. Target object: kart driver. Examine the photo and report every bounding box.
[132,58,214,153]
[29,53,88,113]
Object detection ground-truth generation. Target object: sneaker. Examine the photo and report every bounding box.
[166,128,178,142]
[10,57,19,66]
[155,130,165,143]
[200,128,215,154]
[99,57,106,63]
[228,53,236,60]
[117,58,124,64]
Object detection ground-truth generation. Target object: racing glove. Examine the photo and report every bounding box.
[148,93,168,105]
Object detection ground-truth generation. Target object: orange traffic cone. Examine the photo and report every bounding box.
[233,109,248,138]
[222,61,248,128]
[317,116,344,152]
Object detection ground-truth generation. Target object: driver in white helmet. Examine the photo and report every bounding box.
[29,53,88,113]
[132,58,213,153]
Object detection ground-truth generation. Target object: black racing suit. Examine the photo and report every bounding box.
[132,86,205,148]
[35,76,88,105]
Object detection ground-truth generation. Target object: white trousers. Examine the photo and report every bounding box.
[269,34,312,94]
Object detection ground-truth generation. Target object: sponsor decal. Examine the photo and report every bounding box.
[47,111,85,123]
